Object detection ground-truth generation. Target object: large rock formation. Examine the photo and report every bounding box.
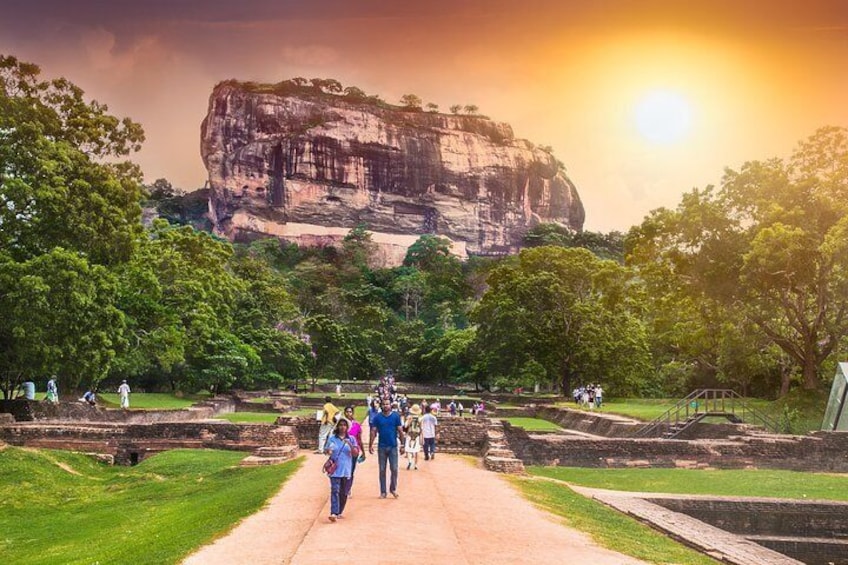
[201,81,585,265]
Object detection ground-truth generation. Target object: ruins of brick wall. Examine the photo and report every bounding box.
[0,398,235,423]
[647,496,848,565]
[532,405,642,437]
[0,421,298,465]
[504,424,848,472]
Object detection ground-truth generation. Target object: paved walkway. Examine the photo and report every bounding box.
[184,453,645,564]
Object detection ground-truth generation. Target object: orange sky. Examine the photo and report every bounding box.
[1,0,846,231]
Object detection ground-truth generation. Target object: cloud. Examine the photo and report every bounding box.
[280,45,339,67]
[79,27,167,80]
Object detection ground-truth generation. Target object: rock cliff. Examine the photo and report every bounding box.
[200,81,585,265]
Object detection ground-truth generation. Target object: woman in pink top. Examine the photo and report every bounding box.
[343,405,365,497]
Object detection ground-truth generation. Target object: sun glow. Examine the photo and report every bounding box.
[634,90,692,144]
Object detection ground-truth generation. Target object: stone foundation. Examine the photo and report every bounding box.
[504,424,848,472]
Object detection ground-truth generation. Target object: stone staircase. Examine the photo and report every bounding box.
[483,419,526,474]
[240,445,299,467]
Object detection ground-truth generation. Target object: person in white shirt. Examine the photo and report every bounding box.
[420,407,438,461]
[118,380,131,409]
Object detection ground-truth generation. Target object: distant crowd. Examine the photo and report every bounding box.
[572,384,603,409]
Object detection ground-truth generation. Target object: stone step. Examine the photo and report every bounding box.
[255,445,298,458]
[240,455,294,467]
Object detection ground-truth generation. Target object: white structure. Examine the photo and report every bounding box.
[821,362,848,431]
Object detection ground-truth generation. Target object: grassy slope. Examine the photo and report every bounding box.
[512,477,718,565]
[0,448,301,565]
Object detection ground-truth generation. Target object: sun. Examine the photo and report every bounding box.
[633,90,692,144]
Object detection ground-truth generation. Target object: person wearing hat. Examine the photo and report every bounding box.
[118,379,131,409]
[403,404,423,470]
[317,396,340,453]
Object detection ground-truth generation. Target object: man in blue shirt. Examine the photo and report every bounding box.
[369,398,405,498]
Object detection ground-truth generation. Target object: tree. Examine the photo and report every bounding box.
[111,221,247,391]
[0,55,145,265]
[343,86,367,101]
[627,127,848,392]
[147,178,175,201]
[400,94,423,110]
[449,105,462,114]
[463,104,479,115]
[524,224,625,262]
[472,247,652,395]
[0,248,124,397]
[426,103,439,113]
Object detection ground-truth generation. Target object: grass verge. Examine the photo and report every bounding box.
[214,412,280,423]
[502,417,562,432]
[511,476,718,564]
[527,466,848,500]
[0,447,301,565]
[96,392,205,410]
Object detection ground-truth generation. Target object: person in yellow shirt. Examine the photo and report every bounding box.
[317,396,340,453]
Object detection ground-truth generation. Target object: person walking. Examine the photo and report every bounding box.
[118,380,131,409]
[421,406,438,461]
[368,398,404,498]
[317,396,340,453]
[343,405,365,497]
[595,385,603,409]
[403,404,422,470]
[46,376,59,403]
[324,418,359,522]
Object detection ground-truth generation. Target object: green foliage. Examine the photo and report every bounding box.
[472,247,652,395]
[0,248,124,397]
[524,224,625,262]
[0,448,300,565]
[0,55,144,266]
[627,126,848,394]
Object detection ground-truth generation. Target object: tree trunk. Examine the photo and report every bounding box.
[801,354,820,390]
[779,370,791,398]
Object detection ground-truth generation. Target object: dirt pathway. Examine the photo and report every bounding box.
[184,453,645,565]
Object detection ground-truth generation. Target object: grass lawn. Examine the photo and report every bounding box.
[527,466,848,501]
[503,417,562,432]
[512,476,718,564]
[96,392,206,410]
[214,412,280,423]
[0,447,301,565]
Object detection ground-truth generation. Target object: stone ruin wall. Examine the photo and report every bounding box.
[504,422,848,473]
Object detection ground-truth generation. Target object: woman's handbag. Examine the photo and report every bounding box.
[322,439,351,475]
[323,457,338,475]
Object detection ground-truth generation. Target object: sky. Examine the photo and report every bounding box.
[1,0,846,232]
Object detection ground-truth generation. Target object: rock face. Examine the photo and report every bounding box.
[201,82,585,265]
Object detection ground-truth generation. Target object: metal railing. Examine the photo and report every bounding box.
[633,389,787,439]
